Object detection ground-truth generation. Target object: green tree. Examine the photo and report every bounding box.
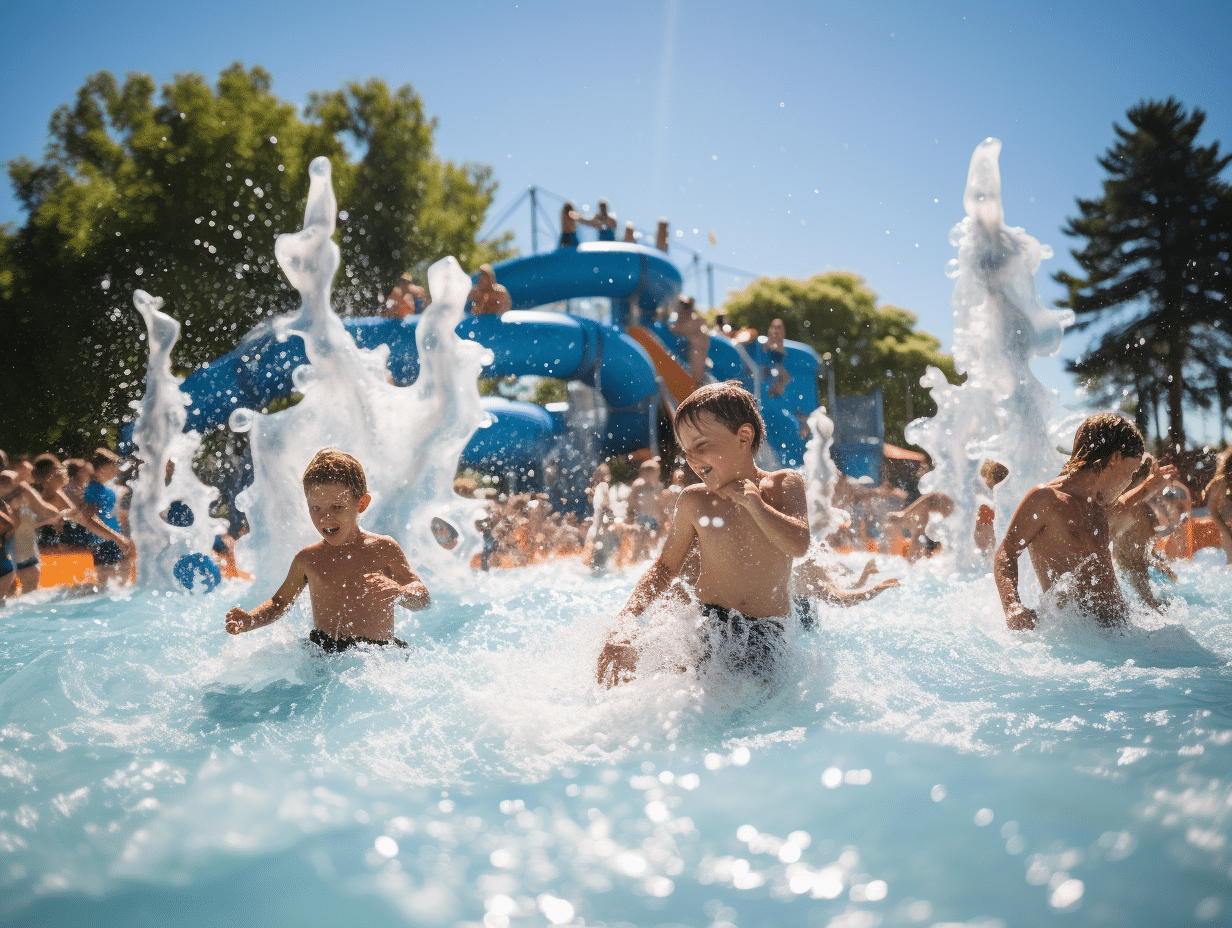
[722,271,958,447]
[0,64,512,454]
[1056,97,1232,449]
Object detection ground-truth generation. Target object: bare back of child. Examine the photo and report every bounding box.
[994,414,1144,630]
[225,449,429,651]
[596,382,810,687]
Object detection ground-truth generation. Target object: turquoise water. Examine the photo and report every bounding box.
[1,552,1229,927]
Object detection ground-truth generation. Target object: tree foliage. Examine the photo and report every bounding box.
[1056,97,1232,449]
[722,271,958,447]
[0,64,512,453]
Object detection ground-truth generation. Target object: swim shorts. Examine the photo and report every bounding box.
[698,603,786,680]
[92,539,124,566]
[559,231,579,248]
[598,228,616,241]
[309,628,408,653]
[793,594,817,630]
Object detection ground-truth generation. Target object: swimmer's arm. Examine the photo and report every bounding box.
[14,482,62,524]
[724,471,811,557]
[77,503,133,552]
[994,491,1048,630]
[617,502,698,622]
[365,540,430,611]
[225,555,307,634]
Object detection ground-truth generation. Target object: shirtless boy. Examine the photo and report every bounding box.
[994,413,1144,629]
[225,448,430,651]
[596,381,810,686]
[1109,454,1179,610]
[1203,449,1232,565]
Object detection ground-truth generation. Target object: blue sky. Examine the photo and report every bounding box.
[2,1,1229,438]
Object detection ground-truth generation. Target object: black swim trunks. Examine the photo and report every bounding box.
[560,231,579,248]
[91,539,124,566]
[309,628,408,653]
[697,603,786,680]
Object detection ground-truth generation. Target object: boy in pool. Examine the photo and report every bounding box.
[225,448,430,652]
[994,413,1144,630]
[596,381,811,687]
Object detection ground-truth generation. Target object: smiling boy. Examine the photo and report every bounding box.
[596,381,810,687]
[225,448,430,651]
[994,413,1145,630]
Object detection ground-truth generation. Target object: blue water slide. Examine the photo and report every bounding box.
[485,243,682,320]
[730,338,820,468]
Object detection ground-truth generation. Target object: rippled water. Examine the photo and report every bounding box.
[1,551,1229,927]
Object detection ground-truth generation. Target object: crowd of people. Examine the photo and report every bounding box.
[0,446,248,600]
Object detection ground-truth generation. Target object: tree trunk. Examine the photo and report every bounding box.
[1166,337,1186,452]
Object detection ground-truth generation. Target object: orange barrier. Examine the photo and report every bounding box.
[35,549,98,588]
[626,326,696,408]
[1156,516,1224,560]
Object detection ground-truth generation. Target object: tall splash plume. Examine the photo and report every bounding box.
[802,407,848,540]
[906,138,1073,571]
[231,156,490,598]
[128,290,226,589]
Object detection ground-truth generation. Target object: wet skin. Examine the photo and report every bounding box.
[226,482,429,642]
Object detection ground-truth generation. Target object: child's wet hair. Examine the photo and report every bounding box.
[89,447,122,470]
[302,447,368,499]
[673,380,764,454]
[1061,413,1145,475]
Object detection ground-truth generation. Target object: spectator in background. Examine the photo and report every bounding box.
[623,221,637,243]
[579,199,618,241]
[559,202,582,247]
[671,295,711,387]
[80,448,136,587]
[655,217,670,252]
[381,273,426,319]
[467,264,512,315]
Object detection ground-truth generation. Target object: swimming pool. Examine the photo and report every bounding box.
[1,550,1228,926]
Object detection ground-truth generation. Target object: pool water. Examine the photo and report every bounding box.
[0,551,1229,927]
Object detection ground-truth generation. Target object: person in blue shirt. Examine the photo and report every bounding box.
[80,448,135,587]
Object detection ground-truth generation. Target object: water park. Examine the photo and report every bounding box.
[2,61,1230,928]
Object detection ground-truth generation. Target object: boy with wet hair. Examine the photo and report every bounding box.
[994,413,1145,629]
[596,380,810,686]
[226,447,430,652]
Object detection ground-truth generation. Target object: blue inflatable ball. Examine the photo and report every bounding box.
[174,553,222,593]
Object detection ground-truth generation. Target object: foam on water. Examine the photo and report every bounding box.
[907,138,1077,571]
[228,157,489,597]
[1,561,1228,925]
[127,290,228,590]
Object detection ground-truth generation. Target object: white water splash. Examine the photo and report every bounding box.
[907,138,1075,571]
[232,156,490,598]
[802,406,848,538]
[128,289,226,590]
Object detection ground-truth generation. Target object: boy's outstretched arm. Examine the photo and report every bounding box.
[722,471,811,557]
[226,554,307,634]
[597,496,697,687]
[994,491,1047,630]
[364,539,430,611]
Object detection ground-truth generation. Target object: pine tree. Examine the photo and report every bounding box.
[1056,97,1232,449]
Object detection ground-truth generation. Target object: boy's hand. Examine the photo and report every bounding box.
[1006,604,1037,631]
[597,635,638,688]
[364,571,404,605]
[225,607,252,635]
[722,479,763,511]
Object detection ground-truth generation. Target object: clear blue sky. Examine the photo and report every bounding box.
[2,1,1229,436]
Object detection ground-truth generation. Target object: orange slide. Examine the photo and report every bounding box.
[626,326,697,409]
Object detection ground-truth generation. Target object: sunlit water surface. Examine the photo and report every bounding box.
[1,552,1230,927]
